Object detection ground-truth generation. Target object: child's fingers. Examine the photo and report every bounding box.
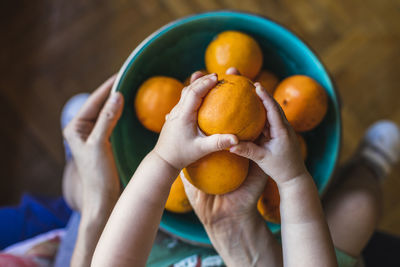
[198,134,238,154]
[190,70,206,84]
[180,74,218,116]
[255,83,288,138]
[225,67,240,75]
[229,141,266,163]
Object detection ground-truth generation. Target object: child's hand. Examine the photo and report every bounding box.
[230,83,307,184]
[154,73,238,170]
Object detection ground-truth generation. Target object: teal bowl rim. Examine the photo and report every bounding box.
[111,10,342,246]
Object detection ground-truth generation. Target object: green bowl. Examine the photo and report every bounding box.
[111,10,341,246]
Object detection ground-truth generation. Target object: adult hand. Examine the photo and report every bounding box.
[181,68,283,267]
[63,75,123,208]
[181,68,268,226]
[182,162,266,226]
[62,75,124,267]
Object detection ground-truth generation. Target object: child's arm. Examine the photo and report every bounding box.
[230,83,337,267]
[92,74,238,267]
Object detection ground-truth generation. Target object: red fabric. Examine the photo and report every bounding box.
[0,254,38,267]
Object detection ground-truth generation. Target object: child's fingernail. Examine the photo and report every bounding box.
[203,77,216,86]
[110,93,121,104]
[209,74,217,81]
[255,85,265,95]
[229,136,238,145]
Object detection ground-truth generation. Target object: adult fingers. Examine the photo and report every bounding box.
[89,92,124,143]
[180,172,197,202]
[255,83,288,138]
[180,171,206,207]
[63,119,94,148]
[76,75,117,121]
[198,134,238,155]
[180,74,218,116]
[190,70,207,84]
[225,67,240,75]
[239,162,268,197]
[247,161,267,179]
[229,141,266,163]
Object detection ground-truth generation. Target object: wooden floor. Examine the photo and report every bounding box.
[1,0,399,235]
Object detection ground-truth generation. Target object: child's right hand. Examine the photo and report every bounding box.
[154,73,239,171]
[230,83,307,184]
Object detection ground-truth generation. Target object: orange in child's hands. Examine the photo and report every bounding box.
[274,75,328,132]
[254,70,279,95]
[205,31,263,80]
[296,134,308,160]
[134,76,184,133]
[257,177,281,224]
[165,175,192,213]
[198,74,266,141]
[183,150,249,195]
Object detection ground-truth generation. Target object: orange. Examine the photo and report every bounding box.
[165,175,192,213]
[296,134,308,160]
[198,74,266,141]
[134,76,184,133]
[274,75,328,132]
[183,150,249,195]
[254,70,279,95]
[205,31,263,79]
[257,177,281,224]
[183,70,208,86]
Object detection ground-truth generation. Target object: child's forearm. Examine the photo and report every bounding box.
[92,150,179,267]
[71,196,117,267]
[278,173,337,267]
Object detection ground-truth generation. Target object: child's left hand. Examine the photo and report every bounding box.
[154,73,239,170]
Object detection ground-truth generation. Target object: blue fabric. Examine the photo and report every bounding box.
[0,194,72,250]
[54,212,80,267]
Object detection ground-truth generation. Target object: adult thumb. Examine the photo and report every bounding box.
[180,171,198,203]
[229,142,265,162]
[90,92,124,142]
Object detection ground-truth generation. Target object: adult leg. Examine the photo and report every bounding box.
[55,93,90,267]
[62,160,82,212]
[324,161,382,257]
[60,93,90,212]
[323,121,400,257]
